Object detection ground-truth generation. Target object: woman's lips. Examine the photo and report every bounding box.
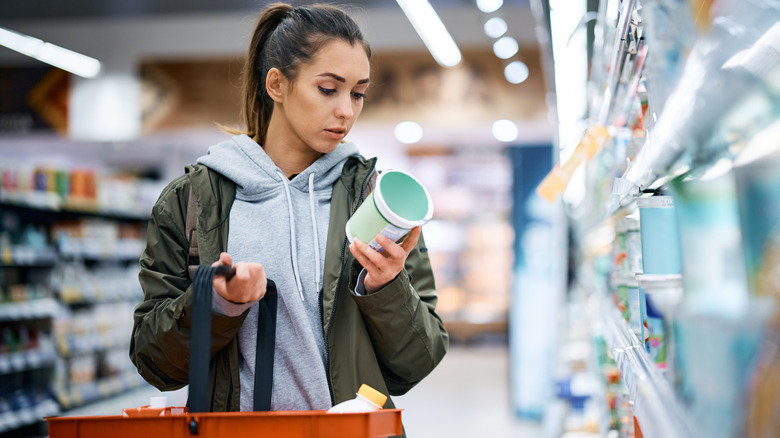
[324,128,345,139]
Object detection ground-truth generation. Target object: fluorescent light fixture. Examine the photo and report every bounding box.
[484,17,508,38]
[0,26,102,78]
[476,0,503,13]
[504,61,529,84]
[493,36,519,59]
[395,0,462,67]
[492,119,518,142]
[394,121,424,144]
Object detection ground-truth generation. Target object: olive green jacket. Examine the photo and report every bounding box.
[130,155,449,415]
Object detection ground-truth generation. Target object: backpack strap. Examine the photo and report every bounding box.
[186,182,200,279]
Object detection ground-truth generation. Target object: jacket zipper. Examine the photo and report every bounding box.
[322,158,376,404]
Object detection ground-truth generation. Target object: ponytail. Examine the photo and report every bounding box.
[224,2,371,144]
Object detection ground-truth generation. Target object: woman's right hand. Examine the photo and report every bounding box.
[211,252,267,304]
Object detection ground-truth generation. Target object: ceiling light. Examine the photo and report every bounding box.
[492,119,518,142]
[484,17,508,38]
[394,121,424,144]
[493,36,519,59]
[476,0,503,13]
[505,61,529,84]
[395,0,462,67]
[0,26,101,78]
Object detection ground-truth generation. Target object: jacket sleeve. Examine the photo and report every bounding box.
[129,177,247,391]
[349,232,449,396]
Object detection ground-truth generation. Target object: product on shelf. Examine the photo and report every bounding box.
[1,160,166,217]
[643,291,666,370]
[671,172,749,318]
[636,195,681,275]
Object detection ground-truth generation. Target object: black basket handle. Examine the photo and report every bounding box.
[188,265,277,413]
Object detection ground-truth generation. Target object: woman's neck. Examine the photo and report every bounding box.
[261,137,322,179]
[262,109,324,178]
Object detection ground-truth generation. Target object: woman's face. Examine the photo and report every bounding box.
[276,39,370,155]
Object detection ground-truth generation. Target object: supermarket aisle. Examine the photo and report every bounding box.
[394,344,546,438]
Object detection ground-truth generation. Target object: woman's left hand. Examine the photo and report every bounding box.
[349,226,422,294]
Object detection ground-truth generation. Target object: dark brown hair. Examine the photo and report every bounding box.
[229,3,372,143]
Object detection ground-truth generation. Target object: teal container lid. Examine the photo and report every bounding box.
[374,170,433,228]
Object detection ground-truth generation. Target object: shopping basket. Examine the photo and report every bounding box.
[46,265,403,438]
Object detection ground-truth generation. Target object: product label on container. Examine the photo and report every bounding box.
[628,286,643,340]
[617,285,630,322]
[368,224,409,252]
[645,317,666,368]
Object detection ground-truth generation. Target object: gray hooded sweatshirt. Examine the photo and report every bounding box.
[197,134,360,411]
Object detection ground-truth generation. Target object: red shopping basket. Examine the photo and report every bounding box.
[46,409,403,438]
[46,266,403,437]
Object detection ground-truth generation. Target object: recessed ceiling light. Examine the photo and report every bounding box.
[476,0,503,14]
[492,119,518,142]
[493,36,518,59]
[484,17,508,38]
[394,121,424,144]
[505,61,529,84]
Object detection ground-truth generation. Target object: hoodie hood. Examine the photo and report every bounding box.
[197,134,359,201]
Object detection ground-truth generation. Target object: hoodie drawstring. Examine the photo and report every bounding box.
[277,172,322,301]
[278,172,305,301]
[308,173,322,293]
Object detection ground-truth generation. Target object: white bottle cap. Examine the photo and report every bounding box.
[149,396,168,409]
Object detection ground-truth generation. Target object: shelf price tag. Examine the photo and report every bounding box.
[56,389,71,409]
[537,125,612,202]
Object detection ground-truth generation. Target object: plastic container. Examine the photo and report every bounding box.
[327,384,387,414]
[643,292,667,371]
[636,196,682,275]
[733,131,780,297]
[636,274,683,386]
[346,170,433,251]
[622,216,643,274]
[610,272,637,327]
[671,174,748,318]
[122,397,188,417]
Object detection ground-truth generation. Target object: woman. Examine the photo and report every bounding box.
[129,1,449,422]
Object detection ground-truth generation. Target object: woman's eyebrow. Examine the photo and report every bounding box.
[318,72,370,84]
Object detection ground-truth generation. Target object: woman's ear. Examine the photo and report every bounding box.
[266,68,285,103]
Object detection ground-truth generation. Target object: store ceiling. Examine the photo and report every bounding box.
[0,0,540,68]
[0,0,529,21]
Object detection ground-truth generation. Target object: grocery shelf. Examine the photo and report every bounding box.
[54,372,147,411]
[0,197,149,221]
[599,295,697,438]
[0,396,60,435]
[56,334,129,358]
[0,247,58,267]
[0,298,59,322]
[0,345,58,375]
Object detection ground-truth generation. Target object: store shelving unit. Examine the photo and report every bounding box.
[0,194,150,435]
[597,294,695,438]
[538,0,780,436]
[0,297,60,436]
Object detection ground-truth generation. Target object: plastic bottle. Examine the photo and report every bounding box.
[326,384,387,414]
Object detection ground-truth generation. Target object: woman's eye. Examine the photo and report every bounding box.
[318,86,336,96]
[352,92,366,100]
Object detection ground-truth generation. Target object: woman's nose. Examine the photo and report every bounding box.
[335,95,354,119]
